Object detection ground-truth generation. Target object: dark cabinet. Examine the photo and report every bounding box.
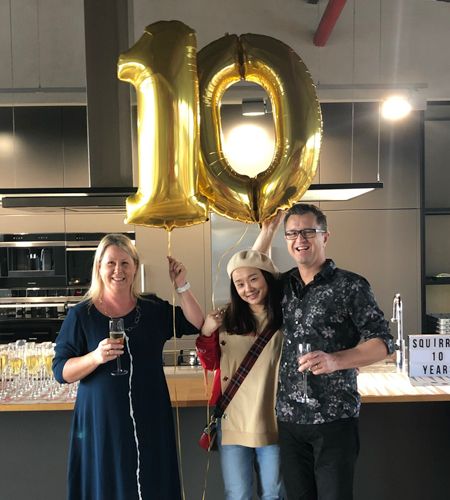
[422,104,450,331]
[320,102,380,183]
[0,106,89,189]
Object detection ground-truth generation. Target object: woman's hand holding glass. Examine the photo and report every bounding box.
[109,318,128,376]
[94,323,125,370]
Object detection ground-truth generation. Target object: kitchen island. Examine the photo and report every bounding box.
[1,365,449,499]
[3,364,450,411]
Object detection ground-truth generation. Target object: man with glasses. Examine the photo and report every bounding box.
[253,203,394,500]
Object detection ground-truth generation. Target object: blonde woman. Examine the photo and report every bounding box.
[53,234,203,500]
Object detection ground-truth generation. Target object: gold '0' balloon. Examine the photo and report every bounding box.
[198,33,322,223]
[118,21,208,231]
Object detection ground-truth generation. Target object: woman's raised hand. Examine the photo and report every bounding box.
[262,209,285,232]
[167,256,187,288]
[253,209,285,253]
[201,309,224,337]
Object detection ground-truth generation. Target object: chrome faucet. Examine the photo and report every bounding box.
[391,293,406,372]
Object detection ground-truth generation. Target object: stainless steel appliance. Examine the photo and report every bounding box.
[0,232,135,343]
[0,233,66,288]
[391,293,406,373]
[0,295,77,343]
[0,232,135,288]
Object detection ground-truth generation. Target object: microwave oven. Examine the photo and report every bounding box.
[0,232,135,289]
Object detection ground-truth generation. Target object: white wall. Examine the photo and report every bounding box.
[0,1,450,103]
[134,0,450,102]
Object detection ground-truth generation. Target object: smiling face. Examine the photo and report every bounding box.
[98,244,137,297]
[231,266,269,312]
[284,212,329,274]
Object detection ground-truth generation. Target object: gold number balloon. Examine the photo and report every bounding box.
[118,21,322,228]
[118,21,208,231]
[197,33,322,223]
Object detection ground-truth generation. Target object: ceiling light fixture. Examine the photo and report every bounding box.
[381,95,413,120]
[0,182,383,209]
[0,187,132,209]
[301,182,382,202]
[222,124,273,177]
[241,98,268,117]
[316,82,427,111]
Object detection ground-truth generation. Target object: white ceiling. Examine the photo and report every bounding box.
[0,0,450,105]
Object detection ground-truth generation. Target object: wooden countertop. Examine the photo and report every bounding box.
[357,372,450,402]
[2,365,450,412]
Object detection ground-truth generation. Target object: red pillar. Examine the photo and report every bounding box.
[313,0,348,47]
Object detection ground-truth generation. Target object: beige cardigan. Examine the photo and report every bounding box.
[219,311,283,447]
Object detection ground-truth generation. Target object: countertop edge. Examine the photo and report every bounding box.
[2,371,450,412]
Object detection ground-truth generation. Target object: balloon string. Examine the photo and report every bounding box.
[168,230,186,500]
[201,443,213,500]
[201,370,214,500]
[125,334,143,500]
[174,382,186,500]
[167,230,172,259]
[201,223,250,499]
[211,224,249,310]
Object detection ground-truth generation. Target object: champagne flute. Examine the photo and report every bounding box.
[0,345,9,398]
[109,318,128,376]
[298,342,311,403]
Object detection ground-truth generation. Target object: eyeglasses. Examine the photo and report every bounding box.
[284,228,327,240]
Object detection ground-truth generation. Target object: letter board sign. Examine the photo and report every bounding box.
[408,334,450,379]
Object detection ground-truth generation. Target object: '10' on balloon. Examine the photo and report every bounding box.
[118,20,322,231]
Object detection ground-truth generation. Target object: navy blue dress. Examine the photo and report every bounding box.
[53,294,199,500]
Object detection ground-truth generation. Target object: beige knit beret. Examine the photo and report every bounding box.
[226,249,279,278]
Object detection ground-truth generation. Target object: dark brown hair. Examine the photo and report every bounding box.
[284,203,328,231]
[223,270,282,335]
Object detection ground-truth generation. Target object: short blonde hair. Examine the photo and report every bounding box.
[85,233,140,303]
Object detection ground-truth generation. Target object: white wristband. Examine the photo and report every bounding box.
[175,281,191,293]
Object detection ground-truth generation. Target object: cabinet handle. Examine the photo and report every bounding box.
[140,264,146,293]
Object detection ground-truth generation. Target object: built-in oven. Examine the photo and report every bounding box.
[65,233,108,287]
[0,234,67,288]
[0,232,135,343]
[0,232,135,289]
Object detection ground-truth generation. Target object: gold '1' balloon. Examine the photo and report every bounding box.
[118,21,208,231]
[198,33,322,223]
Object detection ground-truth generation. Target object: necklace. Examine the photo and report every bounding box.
[125,304,141,333]
[99,300,142,333]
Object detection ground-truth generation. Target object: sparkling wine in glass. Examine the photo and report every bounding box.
[109,318,128,376]
[0,346,9,398]
[298,342,311,403]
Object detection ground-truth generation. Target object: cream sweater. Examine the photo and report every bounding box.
[219,311,283,447]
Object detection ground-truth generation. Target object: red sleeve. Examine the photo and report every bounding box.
[195,330,221,371]
[196,330,222,405]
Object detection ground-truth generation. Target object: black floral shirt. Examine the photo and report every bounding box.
[276,259,395,425]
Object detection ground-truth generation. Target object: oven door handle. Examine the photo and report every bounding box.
[65,247,98,252]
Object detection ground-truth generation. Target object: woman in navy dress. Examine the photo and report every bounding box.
[53,233,204,500]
